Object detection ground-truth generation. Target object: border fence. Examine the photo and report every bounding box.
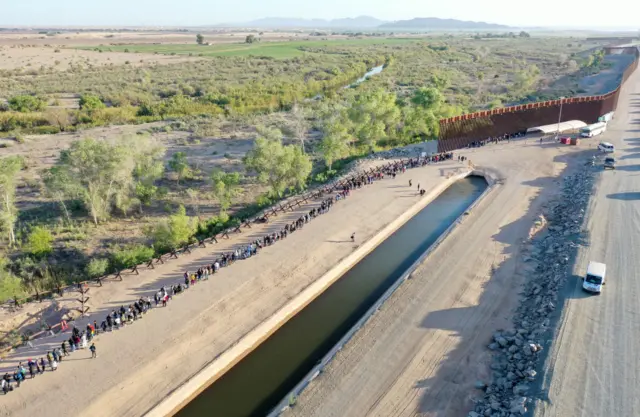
[437,46,640,152]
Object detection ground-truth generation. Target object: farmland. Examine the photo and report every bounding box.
[78,38,422,59]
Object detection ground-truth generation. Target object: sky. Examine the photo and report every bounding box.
[0,0,639,28]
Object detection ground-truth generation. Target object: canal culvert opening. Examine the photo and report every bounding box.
[175,175,488,417]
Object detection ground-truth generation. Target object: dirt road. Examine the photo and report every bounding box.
[284,139,590,417]
[535,59,640,416]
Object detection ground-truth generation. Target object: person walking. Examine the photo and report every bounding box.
[90,343,97,359]
[409,179,412,187]
[351,233,355,243]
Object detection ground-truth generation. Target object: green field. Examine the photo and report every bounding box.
[78,38,422,59]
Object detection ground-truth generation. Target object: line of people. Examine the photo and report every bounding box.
[3,325,97,395]
[3,152,460,396]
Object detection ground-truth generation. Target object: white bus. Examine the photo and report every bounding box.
[580,122,607,138]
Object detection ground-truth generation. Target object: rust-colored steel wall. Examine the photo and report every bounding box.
[437,46,640,152]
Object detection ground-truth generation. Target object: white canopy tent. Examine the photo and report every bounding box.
[526,120,587,135]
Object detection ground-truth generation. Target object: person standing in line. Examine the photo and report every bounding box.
[61,341,69,356]
[38,358,46,374]
[409,179,412,187]
[27,361,35,379]
[90,343,97,359]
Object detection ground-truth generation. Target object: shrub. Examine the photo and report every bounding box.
[8,95,47,112]
[85,258,109,279]
[110,244,154,270]
[79,94,106,111]
[146,205,197,253]
[25,226,53,258]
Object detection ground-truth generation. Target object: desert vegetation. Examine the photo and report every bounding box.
[0,33,617,302]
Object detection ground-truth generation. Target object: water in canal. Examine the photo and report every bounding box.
[176,176,488,417]
[347,65,384,88]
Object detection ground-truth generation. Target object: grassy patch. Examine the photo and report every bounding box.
[77,38,420,59]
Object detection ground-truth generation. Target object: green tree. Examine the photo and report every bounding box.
[289,102,310,152]
[519,31,531,38]
[0,256,26,303]
[0,156,23,246]
[85,258,109,279]
[168,152,192,185]
[46,138,133,225]
[79,94,106,111]
[41,165,78,225]
[196,34,205,45]
[8,95,46,112]
[210,170,242,215]
[400,106,439,144]
[146,205,196,252]
[320,123,351,170]
[245,34,259,44]
[26,226,53,259]
[244,128,312,197]
[131,136,165,210]
[348,89,401,152]
[411,87,444,110]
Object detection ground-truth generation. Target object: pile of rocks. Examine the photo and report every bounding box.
[469,164,595,417]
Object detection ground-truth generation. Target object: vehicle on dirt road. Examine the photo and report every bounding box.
[583,261,606,294]
[604,157,616,169]
[580,122,607,138]
[598,142,615,153]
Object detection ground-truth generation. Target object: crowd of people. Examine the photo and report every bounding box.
[3,151,463,396]
[465,131,526,148]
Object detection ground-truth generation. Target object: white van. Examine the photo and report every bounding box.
[598,142,614,153]
[583,261,606,293]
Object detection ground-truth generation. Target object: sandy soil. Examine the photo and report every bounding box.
[283,139,593,417]
[0,30,335,72]
[0,45,201,72]
[0,31,319,47]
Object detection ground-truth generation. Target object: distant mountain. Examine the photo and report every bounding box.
[239,16,386,29]
[379,17,510,30]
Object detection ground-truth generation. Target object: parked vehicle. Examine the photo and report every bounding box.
[604,157,616,169]
[598,142,615,153]
[583,261,606,294]
[580,122,607,138]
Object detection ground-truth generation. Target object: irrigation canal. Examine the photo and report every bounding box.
[176,175,488,417]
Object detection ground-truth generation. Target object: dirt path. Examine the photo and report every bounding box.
[0,158,461,417]
[535,58,640,417]
[284,140,588,417]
